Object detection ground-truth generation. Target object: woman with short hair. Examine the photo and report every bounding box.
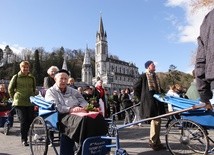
[8,61,36,146]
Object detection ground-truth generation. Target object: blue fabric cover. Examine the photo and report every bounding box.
[154,94,214,128]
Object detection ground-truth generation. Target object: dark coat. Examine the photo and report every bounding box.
[94,88,108,117]
[133,73,165,119]
[112,94,120,107]
[121,93,132,109]
[195,8,214,103]
[43,76,55,89]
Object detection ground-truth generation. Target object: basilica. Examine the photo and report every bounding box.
[81,16,139,92]
[0,17,139,92]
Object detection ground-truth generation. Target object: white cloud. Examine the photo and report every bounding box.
[166,0,212,43]
[0,42,25,55]
[166,0,186,6]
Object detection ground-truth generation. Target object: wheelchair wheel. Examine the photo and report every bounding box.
[166,119,209,155]
[107,121,117,137]
[29,116,48,155]
[3,122,10,135]
[116,148,128,155]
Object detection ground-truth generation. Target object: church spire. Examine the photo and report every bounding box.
[99,16,104,37]
[97,15,107,40]
[82,45,92,85]
[62,53,68,70]
[83,45,91,65]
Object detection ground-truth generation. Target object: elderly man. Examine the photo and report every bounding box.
[45,69,108,155]
[45,69,87,114]
[134,60,166,151]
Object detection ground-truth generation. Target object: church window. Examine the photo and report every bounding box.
[97,44,100,54]
[102,46,105,54]
[111,65,114,72]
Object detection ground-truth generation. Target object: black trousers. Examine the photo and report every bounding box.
[15,106,34,142]
[59,113,108,155]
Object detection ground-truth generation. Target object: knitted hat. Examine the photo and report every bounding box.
[145,60,153,69]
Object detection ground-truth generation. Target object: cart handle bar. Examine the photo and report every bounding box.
[117,103,206,130]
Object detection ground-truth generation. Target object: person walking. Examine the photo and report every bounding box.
[121,88,133,125]
[8,61,36,146]
[130,90,142,127]
[112,90,122,120]
[195,7,214,110]
[134,60,166,151]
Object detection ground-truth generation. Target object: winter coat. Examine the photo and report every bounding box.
[195,8,214,103]
[45,84,88,114]
[8,71,36,106]
[43,76,55,89]
[133,73,165,119]
[121,93,133,109]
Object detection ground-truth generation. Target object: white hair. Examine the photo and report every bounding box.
[47,66,59,75]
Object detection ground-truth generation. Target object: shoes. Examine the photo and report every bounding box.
[127,125,136,128]
[22,141,29,146]
[48,143,53,147]
[149,140,166,151]
[138,123,143,127]
[128,125,139,128]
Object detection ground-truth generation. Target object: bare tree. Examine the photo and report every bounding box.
[191,0,214,11]
[21,48,33,60]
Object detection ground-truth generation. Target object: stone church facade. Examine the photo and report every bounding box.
[0,45,15,67]
[82,16,139,92]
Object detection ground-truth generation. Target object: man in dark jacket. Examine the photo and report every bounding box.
[195,8,214,111]
[134,60,165,151]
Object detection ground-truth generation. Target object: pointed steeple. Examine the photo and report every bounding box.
[83,45,91,65]
[97,15,107,40]
[62,54,68,70]
[82,45,92,85]
[99,16,105,37]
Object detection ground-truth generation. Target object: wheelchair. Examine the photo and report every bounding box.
[29,96,60,155]
[29,96,122,155]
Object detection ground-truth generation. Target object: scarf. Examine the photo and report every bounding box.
[146,69,161,93]
[96,86,104,98]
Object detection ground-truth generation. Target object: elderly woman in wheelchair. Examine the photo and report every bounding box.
[43,69,108,155]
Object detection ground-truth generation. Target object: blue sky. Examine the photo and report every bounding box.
[0,0,212,73]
